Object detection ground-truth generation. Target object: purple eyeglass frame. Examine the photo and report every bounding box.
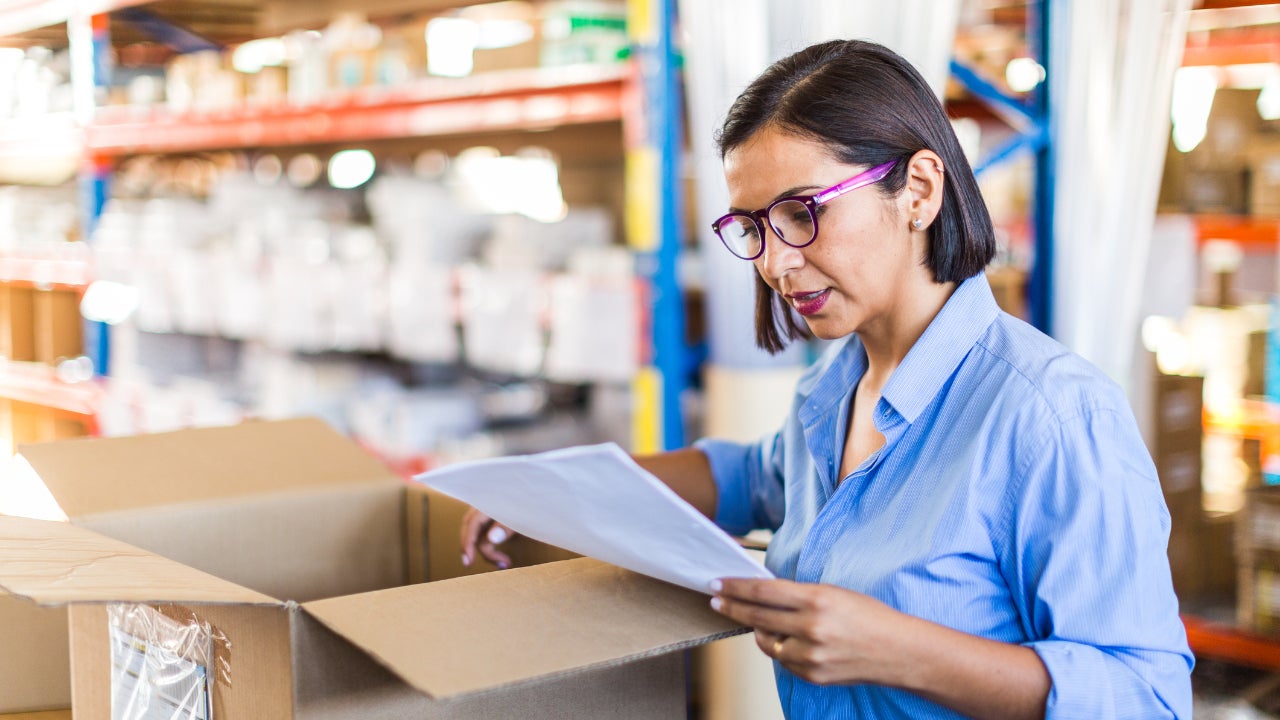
[711,160,899,261]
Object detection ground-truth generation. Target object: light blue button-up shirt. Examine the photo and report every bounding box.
[696,274,1193,719]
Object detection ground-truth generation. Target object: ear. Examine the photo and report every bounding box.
[903,149,945,232]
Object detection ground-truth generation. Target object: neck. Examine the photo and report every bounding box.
[858,279,957,387]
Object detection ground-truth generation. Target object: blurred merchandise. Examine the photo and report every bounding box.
[540,1,628,67]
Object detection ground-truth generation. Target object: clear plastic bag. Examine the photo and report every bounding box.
[108,604,231,720]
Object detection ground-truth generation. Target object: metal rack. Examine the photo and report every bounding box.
[0,0,694,452]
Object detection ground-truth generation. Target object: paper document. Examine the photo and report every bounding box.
[416,443,774,594]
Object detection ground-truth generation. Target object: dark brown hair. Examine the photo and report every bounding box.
[716,39,996,353]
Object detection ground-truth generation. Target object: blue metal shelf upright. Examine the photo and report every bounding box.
[949,0,1054,336]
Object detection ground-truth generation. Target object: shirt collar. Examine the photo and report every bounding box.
[880,272,1000,423]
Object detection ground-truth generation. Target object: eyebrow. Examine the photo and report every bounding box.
[728,184,823,213]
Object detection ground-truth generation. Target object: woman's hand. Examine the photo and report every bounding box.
[709,577,1051,720]
[709,577,908,687]
[459,508,516,569]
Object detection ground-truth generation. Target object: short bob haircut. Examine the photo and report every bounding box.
[716,39,997,354]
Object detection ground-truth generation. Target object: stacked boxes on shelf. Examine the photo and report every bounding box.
[1152,369,1208,599]
[0,186,91,455]
[1161,87,1280,216]
[102,0,629,115]
[1237,486,1280,634]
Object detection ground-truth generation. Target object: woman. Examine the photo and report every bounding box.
[462,39,1192,719]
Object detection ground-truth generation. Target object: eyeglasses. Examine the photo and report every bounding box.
[711,160,898,261]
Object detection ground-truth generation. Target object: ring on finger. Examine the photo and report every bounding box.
[772,637,785,657]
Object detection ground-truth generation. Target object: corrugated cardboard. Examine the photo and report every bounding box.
[0,418,405,713]
[0,285,35,362]
[1,419,746,717]
[32,290,81,365]
[4,521,740,718]
[0,596,67,712]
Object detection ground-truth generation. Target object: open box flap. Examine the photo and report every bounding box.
[0,516,279,607]
[302,557,746,700]
[12,417,399,519]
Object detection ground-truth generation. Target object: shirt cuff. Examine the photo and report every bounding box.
[692,438,757,536]
[1026,640,1184,720]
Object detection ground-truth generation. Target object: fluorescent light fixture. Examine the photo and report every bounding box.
[455,147,566,222]
[80,280,140,325]
[476,19,534,49]
[232,37,288,74]
[427,17,479,77]
[1259,65,1280,121]
[1171,66,1218,153]
[328,149,377,189]
[1004,57,1045,93]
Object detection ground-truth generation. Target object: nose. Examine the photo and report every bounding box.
[754,224,805,279]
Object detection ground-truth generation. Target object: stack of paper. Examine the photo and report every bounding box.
[416,443,773,593]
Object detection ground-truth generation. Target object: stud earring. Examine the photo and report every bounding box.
[911,218,924,231]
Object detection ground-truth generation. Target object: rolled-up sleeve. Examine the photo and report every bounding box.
[694,432,787,536]
[1003,407,1193,719]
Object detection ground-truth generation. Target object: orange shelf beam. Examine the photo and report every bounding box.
[0,251,92,289]
[0,362,101,420]
[87,66,628,155]
[1184,613,1280,672]
[1193,214,1280,251]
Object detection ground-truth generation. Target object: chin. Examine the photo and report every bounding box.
[801,319,853,341]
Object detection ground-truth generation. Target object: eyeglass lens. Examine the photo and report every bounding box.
[718,199,815,259]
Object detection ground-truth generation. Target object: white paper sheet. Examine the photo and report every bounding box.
[416,443,774,594]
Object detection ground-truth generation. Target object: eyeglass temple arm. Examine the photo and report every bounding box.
[812,161,897,205]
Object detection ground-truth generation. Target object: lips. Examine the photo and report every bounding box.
[787,289,830,316]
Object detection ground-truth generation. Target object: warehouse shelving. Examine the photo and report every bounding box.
[0,0,692,454]
[0,360,100,427]
[0,250,91,289]
[1192,213,1280,250]
[86,65,628,153]
[1185,613,1280,672]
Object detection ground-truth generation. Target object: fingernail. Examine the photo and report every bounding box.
[488,527,509,544]
[461,553,471,567]
[710,597,722,611]
[497,561,510,570]
[708,579,722,593]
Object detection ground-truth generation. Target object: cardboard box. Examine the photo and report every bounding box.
[1188,88,1263,172]
[1151,373,1204,499]
[0,285,35,362]
[0,419,743,717]
[1183,169,1249,215]
[32,289,81,365]
[1249,135,1280,217]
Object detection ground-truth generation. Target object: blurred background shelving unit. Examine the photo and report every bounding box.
[0,0,695,466]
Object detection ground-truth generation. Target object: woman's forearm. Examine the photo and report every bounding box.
[634,448,719,519]
[889,614,1050,720]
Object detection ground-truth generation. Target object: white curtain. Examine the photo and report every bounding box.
[680,0,960,369]
[1050,0,1193,389]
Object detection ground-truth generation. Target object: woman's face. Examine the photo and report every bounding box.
[723,126,924,341]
